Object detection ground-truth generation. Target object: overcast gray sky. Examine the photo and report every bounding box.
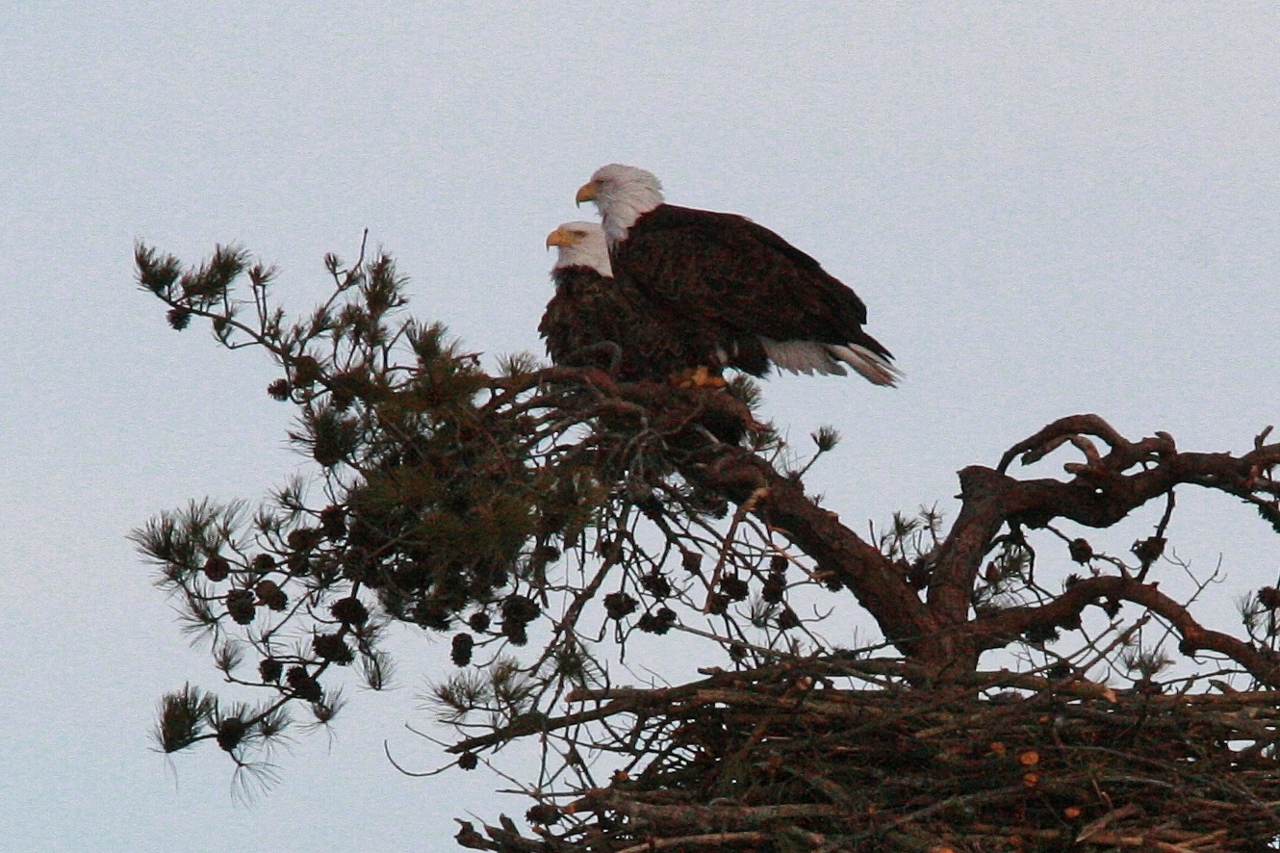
[3,4,1280,851]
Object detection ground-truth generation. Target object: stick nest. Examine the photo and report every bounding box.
[456,660,1280,853]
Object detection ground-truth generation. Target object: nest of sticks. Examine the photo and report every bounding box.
[455,659,1280,853]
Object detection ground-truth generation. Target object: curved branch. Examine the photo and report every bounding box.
[685,444,931,655]
[996,413,1176,475]
[969,574,1280,686]
[928,415,1280,646]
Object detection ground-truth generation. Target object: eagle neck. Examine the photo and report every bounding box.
[606,204,659,244]
[553,256,611,277]
[601,185,663,246]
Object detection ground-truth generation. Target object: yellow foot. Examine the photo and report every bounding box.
[670,365,727,389]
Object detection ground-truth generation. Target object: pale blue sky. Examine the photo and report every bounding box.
[2,4,1280,851]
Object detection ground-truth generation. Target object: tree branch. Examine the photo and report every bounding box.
[927,415,1280,656]
[685,444,931,655]
[970,574,1280,686]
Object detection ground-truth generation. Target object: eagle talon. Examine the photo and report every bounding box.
[671,366,727,389]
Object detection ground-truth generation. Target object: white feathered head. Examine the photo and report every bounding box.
[575,164,664,243]
[546,221,612,277]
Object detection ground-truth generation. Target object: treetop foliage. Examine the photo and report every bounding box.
[135,239,1280,850]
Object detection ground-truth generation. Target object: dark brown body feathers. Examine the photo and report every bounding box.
[611,204,893,377]
[540,265,692,381]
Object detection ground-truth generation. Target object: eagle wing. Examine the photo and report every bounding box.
[615,205,884,369]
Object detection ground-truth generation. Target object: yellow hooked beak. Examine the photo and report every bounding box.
[545,227,574,249]
[575,181,598,206]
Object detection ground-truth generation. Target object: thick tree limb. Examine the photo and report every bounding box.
[686,413,1280,673]
[928,415,1280,653]
[686,443,930,655]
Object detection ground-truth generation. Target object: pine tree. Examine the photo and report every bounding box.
[136,240,1280,851]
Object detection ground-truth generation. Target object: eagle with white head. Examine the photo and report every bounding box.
[540,221,692,381]
[575,164,900,386]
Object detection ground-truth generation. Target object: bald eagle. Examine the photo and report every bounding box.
[575,164,899,386]
[540,222,693,381]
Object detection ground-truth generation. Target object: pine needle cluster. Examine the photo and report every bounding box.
[133,239,827,776]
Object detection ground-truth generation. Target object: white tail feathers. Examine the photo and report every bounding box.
[761,338,902,387]
[827,343,902,386]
